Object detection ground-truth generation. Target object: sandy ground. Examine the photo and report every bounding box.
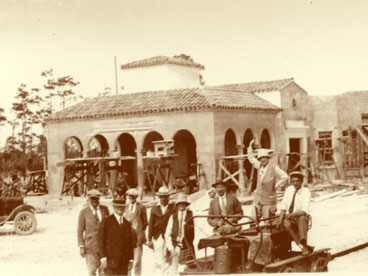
[0,191,368,276]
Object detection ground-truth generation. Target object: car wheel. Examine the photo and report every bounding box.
[14,211,37,235]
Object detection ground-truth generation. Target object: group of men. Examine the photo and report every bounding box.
[78,186,195,276]
[77,139,314,276]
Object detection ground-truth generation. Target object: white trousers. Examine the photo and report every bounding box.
[152,236,167,276]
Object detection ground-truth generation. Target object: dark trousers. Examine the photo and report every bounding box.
[283,215,309,245]
[104,265,128,276]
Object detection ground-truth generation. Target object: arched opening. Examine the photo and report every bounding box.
[260,129,271,149]
[143,131,164,154]
[243,129,254,180]
[173,130,197,192]
[87,134,109,157]
[224,129,237,156]
[117,133,137,188]
[64,136,83,159]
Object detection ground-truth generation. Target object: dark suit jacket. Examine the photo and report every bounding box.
[148,203,175,241]
[98,215,135,269]
[77,205,109,254]
[207,194,243,228]
[126,202,148,245]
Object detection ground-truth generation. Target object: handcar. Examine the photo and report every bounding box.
[0,196,37,235]
[180,214,330,274]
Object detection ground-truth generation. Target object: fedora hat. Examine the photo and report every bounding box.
[112,195,127,206]
[211,180,227,188]
[176,193,191,206]
[289,171,305,180]
[87,189,102,198]
[256,148,273,159]
[156,186,172,196]
[126,188,139,197]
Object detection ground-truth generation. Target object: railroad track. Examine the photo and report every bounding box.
[330,241,368,260]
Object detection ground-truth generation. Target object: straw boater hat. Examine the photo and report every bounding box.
[87,189,102,198]
[211,180,227,188]
[155,186,172,196]
[112,195,127,206]
[289,171,305,180]
[126,188,139,197]
[256,148,274,159]
[176,193,191,206]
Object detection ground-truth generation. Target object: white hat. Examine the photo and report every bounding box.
[155,186,172,196]
[176,193,190,205]
[87,189,102,198]
[126,188,139,196]
[256,148,273,159]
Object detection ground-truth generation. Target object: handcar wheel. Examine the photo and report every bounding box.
[279,265,295,273]
[311,256,328,272]
[14,211,37,235]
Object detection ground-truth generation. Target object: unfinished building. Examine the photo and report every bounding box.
[46,56,315,195]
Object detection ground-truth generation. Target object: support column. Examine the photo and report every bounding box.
[136,147,144,198]
[237,144,246,194]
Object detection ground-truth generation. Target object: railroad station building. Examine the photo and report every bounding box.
[46,56,314,195]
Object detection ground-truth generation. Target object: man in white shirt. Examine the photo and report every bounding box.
[248,139,289,221]
[279,171,313,255]
[165,193,195,275]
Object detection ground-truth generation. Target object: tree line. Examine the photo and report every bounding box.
[0,69,82,177]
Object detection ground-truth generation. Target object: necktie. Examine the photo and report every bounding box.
[178,211,184,240]
[94,208,99,222]
[289,191,297,214]
[220,197,226,216]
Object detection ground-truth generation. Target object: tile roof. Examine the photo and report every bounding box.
[46,87,282,123]
[121,55,205,70]
[210,78,294,93]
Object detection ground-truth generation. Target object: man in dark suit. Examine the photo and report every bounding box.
[147,186,175,276]
[98,196,135,276]
[124,188,148,276]
[77,189,109,276]
[208,181,243,234]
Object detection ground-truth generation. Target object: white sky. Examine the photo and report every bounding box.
[1,0,368,145]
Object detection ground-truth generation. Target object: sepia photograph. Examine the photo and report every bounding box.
[1,0,368,275]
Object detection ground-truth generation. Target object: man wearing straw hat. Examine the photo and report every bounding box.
[77,189,109,276]
[165,193,195,275]
[147,186,176,276]
[124,188,148,276]
[98,195,135,276]
[248,139,289,221]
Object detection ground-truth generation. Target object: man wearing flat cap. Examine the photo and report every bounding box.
[279,171,313,255]
[147,186,176,276]
[165,193,195,275]
[248,139,289,221]
[124,188,148,276]
[77,189,109,276]
[98,196,136,276]
[207,180,243,233]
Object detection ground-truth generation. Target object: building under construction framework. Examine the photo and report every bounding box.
[45,56,368,196]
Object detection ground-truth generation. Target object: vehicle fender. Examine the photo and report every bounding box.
[9,205,36,221]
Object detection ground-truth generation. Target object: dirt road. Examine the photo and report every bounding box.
[1,193,367,275]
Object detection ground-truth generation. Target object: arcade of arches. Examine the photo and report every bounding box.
[62,127,273,196]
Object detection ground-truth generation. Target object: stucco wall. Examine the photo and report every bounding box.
[47,110,216,194]
[120,64,201,93]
